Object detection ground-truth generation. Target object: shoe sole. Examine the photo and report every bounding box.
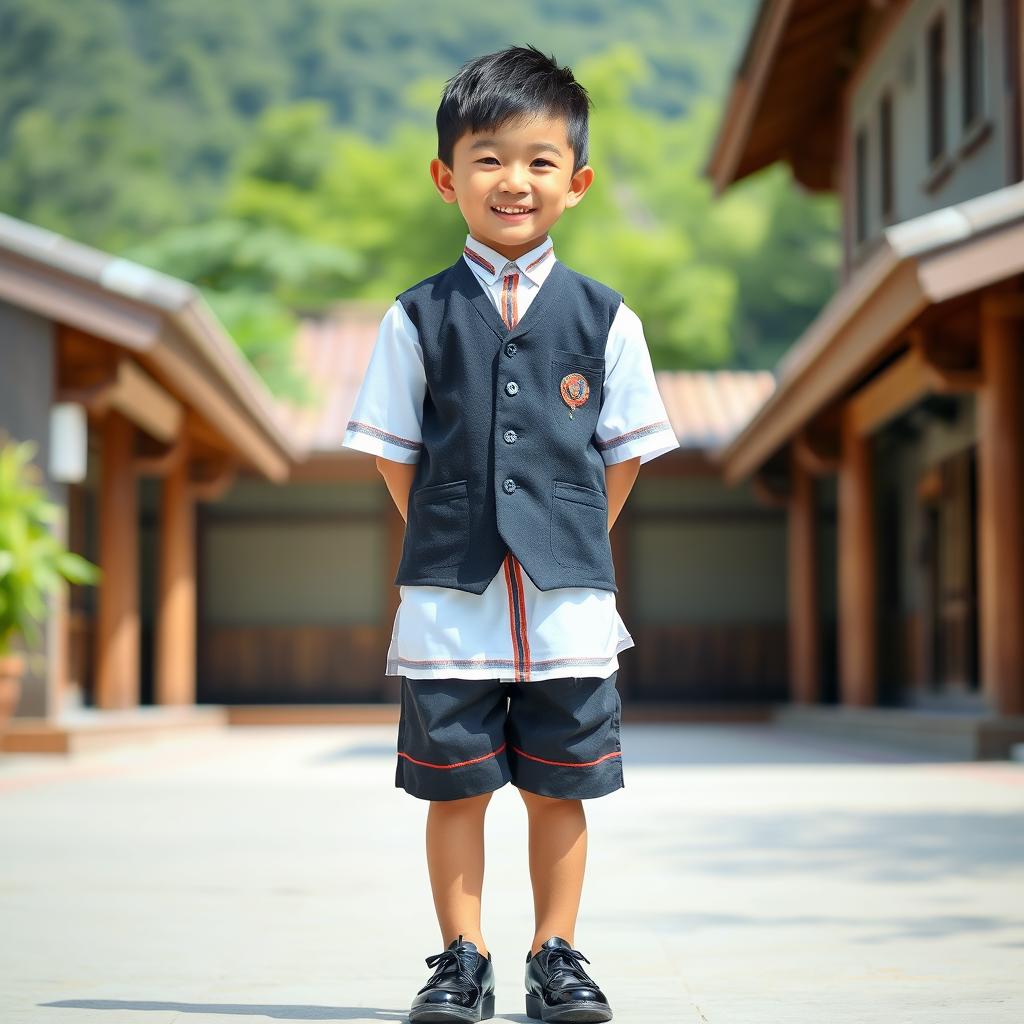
[525,993,613,1023]
[409,992,495,1023]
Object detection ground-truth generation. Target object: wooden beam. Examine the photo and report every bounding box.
[837,404,877,706]
[134,430,191,477]
[787,448,820,703]
[61,356,183,443]
[911,327,984,389]
[95,411,140,709]
[792,424,840,475]
[977,298,1024,715]
[848,348,931,435]
[847,331,984,438]
[189,456,239,502]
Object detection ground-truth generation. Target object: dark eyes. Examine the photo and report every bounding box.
[476,157,555,167]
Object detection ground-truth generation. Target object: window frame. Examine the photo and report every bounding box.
[854,124,869,247]
[960,0,985,130]
[878,89,895,224]
[926,12,948,166]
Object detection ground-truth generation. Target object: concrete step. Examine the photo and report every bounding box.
[773,704,1024,760]
[0,704,228,754]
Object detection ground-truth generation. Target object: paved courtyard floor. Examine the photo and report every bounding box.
[1,721,1023,1023]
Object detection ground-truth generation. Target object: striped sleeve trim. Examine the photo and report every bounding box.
[595,419,674,452]
[346,420,423,451]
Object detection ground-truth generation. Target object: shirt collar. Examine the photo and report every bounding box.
[462,234,556,287]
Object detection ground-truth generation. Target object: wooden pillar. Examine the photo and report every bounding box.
[977,298,1024,715]
[837,405,876,706]
[95,411,139,709]
[155,438,196,705]
[787,447,819,703]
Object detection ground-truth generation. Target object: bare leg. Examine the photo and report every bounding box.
[518,788,588,955]
[425,792,493,957]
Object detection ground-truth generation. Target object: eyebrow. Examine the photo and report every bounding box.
[469,138,564,156]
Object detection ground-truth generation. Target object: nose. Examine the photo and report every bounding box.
[498,162,529,195]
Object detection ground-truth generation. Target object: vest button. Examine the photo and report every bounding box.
[505,380,519,396]
[502,478,516,494]
[505,342,517,356]
[503,429,517,444]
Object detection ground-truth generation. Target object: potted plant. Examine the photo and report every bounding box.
[0,433,101,727]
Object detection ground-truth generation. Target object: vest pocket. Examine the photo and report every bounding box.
[409,479,469,571]
[549,480,610,570]
[550,348,606,371]
[551,351,604,422]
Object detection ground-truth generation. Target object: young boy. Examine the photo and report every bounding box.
[341,45,679,1023]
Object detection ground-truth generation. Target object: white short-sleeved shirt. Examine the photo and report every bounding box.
[342,234,680,682]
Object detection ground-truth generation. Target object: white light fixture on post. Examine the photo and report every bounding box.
[48,402,88,484]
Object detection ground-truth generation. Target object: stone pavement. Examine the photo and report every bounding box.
[1,721,1023,1023]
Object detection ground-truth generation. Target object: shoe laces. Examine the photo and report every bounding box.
[542,944,598,989]
[421,934,481,999]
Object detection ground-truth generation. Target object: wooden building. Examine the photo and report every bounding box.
[0,214,782,742]
[0,212,300,746]
[705,0,1024,749]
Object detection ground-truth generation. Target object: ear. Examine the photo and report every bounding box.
[564,165,595,208]
[429,158,459,204]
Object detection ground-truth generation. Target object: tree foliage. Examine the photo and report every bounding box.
[0,0,839,395]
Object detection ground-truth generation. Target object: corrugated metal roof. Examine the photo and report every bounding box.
[274,304,777,455]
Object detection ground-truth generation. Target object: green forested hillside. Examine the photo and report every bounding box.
[0,0,839,395]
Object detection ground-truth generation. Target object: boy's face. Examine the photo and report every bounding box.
[430,111,594,261]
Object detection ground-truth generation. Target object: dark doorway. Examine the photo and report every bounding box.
[914,446,980,705]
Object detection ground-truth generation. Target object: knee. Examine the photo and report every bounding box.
[517,787,581,812]
[430,791,494,815]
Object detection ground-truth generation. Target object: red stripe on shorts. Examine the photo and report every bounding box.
[511,746,622,769]
[398,742,508,770]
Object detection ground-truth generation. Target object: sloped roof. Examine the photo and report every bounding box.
[656,369,776,451]
[705,0,866,193]
[716,181,1024,482]
[0,213,300,480]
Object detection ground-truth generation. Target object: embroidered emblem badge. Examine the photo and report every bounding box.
[559,371,590,419]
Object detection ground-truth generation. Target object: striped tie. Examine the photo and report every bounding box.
[500,263,520,330]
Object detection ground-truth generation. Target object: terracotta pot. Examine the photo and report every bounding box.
[0,653,24,727]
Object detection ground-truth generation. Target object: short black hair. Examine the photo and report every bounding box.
[437,45,592,174]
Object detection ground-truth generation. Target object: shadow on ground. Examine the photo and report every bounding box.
[40,1001,407,1021]
[313,723,959,767]
[40,1001,536,1022]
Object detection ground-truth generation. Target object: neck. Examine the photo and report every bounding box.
[470,232,550,262]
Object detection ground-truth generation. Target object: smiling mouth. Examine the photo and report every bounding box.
[492,205,536,216]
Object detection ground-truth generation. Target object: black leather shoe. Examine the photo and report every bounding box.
[524,936,612,1022]
[409,934,496,1023]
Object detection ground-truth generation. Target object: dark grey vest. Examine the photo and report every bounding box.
[393,254,622,595]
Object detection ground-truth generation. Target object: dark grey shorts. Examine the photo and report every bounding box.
[395,671,624,801]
